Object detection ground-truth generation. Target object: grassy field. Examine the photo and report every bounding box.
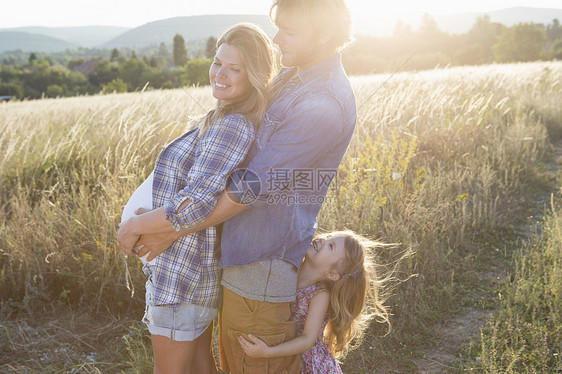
[466,198,562,373]
[0,61,561,373]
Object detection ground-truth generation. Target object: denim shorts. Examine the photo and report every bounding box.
[143,280,218,342]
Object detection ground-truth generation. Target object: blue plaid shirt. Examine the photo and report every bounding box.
[145,113,255,307]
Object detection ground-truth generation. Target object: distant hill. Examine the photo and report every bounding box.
[3,26,131,48]
[3,8,560,54]
[355,6,562,36]
[435,7,562,34]
[488,7,562,26]
[0,31,77,54]
[103,15,277,49]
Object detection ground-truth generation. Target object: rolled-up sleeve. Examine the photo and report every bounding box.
[165,115,254,231]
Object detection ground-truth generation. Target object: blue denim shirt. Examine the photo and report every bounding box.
[220,53,357,269]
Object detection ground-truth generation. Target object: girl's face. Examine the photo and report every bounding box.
[209,43,252,105]
[305,234,348,277]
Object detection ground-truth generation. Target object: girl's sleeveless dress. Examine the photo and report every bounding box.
[290,283,342,374]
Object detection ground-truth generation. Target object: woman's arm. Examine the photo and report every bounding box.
[117,115,253,257]
[119,188,245,259]
[238,290,330,358]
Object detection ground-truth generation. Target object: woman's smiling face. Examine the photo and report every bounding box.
[209,43,252,105]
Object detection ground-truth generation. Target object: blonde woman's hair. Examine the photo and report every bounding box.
[321,230,391,360]
[270,0,353,52]
[199,23,276,135]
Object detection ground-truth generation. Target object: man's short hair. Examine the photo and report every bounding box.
[270,0,353,51]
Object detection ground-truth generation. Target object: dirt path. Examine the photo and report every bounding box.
[413,139,562,373]
[413,273,503,372]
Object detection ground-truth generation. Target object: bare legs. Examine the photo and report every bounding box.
[192,324,218,374]
[151,324,218,374]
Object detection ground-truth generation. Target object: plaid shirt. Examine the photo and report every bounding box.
[145,113,255,307]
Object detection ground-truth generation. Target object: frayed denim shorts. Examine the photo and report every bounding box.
[142,280,218,342]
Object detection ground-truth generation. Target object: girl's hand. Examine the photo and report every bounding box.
[238,334,271,358]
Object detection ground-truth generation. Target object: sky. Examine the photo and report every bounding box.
[1,0,562,29]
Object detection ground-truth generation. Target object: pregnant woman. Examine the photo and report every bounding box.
[119,23,275,374]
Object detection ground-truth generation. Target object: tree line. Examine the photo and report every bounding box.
[343,16,562,75]
[0,34,217,100]
[1,16,561,100]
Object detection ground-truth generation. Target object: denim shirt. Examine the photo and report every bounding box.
[220,53,357,269]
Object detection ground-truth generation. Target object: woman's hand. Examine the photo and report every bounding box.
[117,207,178,260]
[238,334,271,358]
[135,231,180,261]
[130,207,180,261]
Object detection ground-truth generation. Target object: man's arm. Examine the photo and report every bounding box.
[122,94,352,258]
[118,188,245,260]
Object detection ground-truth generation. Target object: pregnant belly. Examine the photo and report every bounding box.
[121,171,155,264]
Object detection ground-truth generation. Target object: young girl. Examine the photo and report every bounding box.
[238,230,390,373]
[119,23,276,374]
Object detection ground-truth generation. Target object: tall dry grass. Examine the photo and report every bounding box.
[0,62,561,372]
[323,62,561,371]
[0,88,213,313]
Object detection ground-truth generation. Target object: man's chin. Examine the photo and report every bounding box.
[280,56,296,68]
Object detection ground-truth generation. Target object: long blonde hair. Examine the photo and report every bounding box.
[322,230,391,360]
[199,23,276,135]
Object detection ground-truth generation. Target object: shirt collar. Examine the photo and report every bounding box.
[293,53,341,85]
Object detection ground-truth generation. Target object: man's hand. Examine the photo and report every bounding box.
[238,334,271,358]
[117,216,141,256]
[118,188,244,261]
[135,231,180,261]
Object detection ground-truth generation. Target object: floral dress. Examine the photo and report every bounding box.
[290,283,342,374]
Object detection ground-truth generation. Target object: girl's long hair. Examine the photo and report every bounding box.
[199,23,277,135]
[323,230,392,360]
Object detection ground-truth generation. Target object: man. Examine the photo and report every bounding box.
[118,0,356,372]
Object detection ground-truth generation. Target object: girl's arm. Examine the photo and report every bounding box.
[238,290,330,358]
